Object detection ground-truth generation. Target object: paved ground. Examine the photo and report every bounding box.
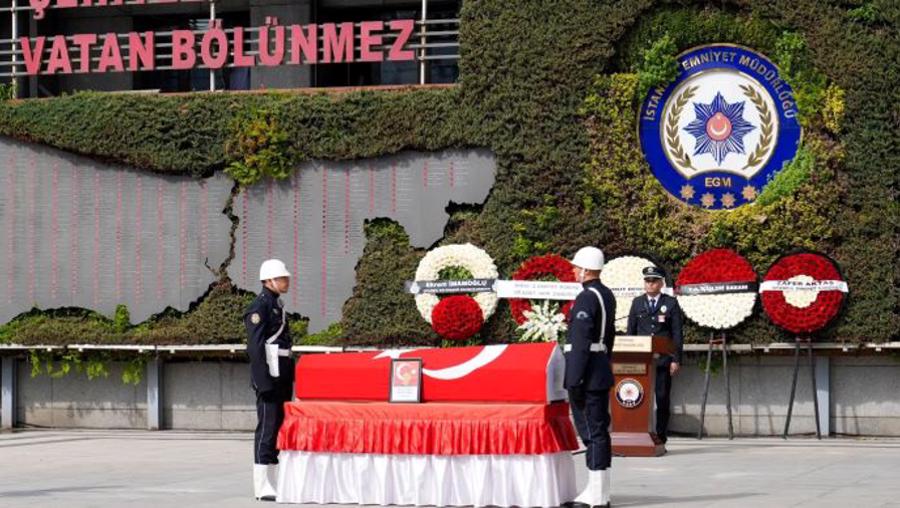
[0,430,898,507]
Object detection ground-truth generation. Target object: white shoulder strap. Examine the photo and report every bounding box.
[586,287,607,343]
[266,300,287,345]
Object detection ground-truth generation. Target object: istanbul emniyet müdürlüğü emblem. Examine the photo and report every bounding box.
[615,378,644,409]
[639,45,802,209]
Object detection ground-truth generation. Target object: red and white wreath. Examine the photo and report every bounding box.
[507,254,575,342]
[760,252,848,334]
[414,243,498,340]
[508,254,576,324]
[675,248,757,330]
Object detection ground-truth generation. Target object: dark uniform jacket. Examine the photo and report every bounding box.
[244,287,294,395]
[626,293,684,364]
[564,279,617,391]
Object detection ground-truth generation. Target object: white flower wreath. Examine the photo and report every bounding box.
[600,255,669,332]
[414,243,499,324]
[679,293,756,330]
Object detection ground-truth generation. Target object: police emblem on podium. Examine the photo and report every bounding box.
[615,378,644,409]
[639,44,802,209]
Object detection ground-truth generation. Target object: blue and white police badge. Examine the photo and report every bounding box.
[639,45,802,209]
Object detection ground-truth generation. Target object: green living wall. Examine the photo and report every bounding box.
[0,0,896,350]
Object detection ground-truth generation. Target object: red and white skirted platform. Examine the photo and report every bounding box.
[276,343,578,507]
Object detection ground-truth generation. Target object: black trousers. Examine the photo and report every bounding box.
[254,384,292,465]
[568,387,611,470]
[656,362,673,439]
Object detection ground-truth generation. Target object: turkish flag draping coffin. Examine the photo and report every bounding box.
[295,342,567,403]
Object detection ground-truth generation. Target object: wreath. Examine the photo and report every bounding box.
[508,254,575,325]
[600,255,663,332]
[675,248,757,330]
[414,243,498,340]
[431,295,486,341]
[760,252,848,335]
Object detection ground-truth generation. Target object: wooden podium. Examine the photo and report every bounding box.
[610,335,674,457]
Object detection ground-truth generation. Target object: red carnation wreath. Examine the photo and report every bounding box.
[431,295,485,341]
[760,252,848,335]
[509,254,576,325]
[675,248,758,329]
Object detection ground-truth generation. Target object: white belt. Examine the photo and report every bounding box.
[563,343,606,353]
[277,349,292,357]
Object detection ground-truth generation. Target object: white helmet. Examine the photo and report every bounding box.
[571,246,605,271]
[259,259,291,281]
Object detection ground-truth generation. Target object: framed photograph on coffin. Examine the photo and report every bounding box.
[389,358,423,403]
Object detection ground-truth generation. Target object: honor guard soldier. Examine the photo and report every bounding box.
[626,265,683,444]
[245,259,294,501]
[565,246,616,508]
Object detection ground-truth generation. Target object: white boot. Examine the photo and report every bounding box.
[573,477,592,505]
[574,469,609,507]
[266,464,279,499]
[599,469,611,507]
[253,464,277,501]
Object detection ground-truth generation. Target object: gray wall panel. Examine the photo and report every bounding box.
[230,149,497,332]
[0,137,233,324]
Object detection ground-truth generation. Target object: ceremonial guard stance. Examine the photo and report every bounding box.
[565,246,616,508]
[245,259,294,501]
[626,266,683,444]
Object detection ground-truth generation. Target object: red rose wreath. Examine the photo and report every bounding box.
[760,252,848,334]
[431,295,486,341]
[508,254,576,325]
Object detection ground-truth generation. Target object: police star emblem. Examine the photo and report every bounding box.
[683,92,756,166]
[250,313,260,324]
[742,185,758,200]
[638,45,802,210]
[721,192,736,208]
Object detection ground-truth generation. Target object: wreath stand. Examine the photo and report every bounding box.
[783,336,822,439]
[697,331,733,440]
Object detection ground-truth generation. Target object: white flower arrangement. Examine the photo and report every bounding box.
[679,293,756,330]
[782,275,817,308]
[600,255,665,332]
[414,243,499,324]
[517,300,568,342]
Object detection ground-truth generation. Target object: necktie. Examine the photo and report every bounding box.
[650,298,657,313]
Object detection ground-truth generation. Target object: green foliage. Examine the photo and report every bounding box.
[289,318,309,341]
[27,350,112,381]
[614,6,781,72]
[773,32,829,127]
[510,196,562,260]
[121,356,147,385]
[756,146,814,206]
[339,220,436,346]
[113,305,131,333]
[0,87,469,179]
[131,282,254,344]
[636,33,679,101]
[822,83,846,135]
[0,83,13,101]
[2,309,126,346]
[225,108,295,185]
[300,323,344,346]
[0,0,896,347]
[846,3,881,24]
[84,355,110,380]
[438,266,474,281]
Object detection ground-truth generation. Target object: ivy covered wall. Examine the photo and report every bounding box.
[0,0,896,349]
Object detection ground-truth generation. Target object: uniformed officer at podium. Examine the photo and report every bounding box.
[565,246,616,508]
[626,265,683,444]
